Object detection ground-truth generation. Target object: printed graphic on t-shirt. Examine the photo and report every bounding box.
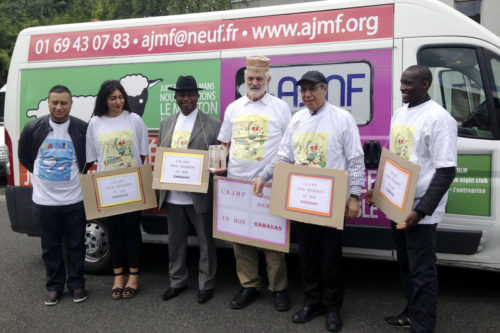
[37,139,74,181]
[391,125,416,160]
[293,132,328,168]
[98,129,135,170]
[232,114,269,161]
[171,130,191,149]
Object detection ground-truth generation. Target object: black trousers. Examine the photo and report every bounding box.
[393,222,438,333]
[107,211,142,269]
[33,201,86,292]
[296,222,344,312]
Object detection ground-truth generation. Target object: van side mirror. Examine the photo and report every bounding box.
[363,140,381,169]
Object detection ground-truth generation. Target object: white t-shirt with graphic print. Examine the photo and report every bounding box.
[166,109,198,205]
[276,103,364,171]
[390,99,457,224]
[86,111,149,172]
[217,93,292,181]
[32,119,82,206]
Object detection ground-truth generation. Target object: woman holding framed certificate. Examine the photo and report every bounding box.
[86,80,149,299]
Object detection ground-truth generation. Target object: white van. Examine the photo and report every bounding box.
[5,0,500,272]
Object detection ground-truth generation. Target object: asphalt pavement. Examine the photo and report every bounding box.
[1,183,500,333]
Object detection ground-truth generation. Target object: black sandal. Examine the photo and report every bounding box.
[112,272,125,300]
[123,271,139,299]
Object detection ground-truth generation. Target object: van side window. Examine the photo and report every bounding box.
[489,57,500,102]
[418,47,493,139]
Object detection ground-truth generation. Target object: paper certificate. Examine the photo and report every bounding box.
[95,171,142,208]
[379,159,411,210]
[269,164,348,230]
[372,148,420,225]
[160,151,204,186]
[81,165,157,219]
[213,177,290,252]
[286,173,334,217]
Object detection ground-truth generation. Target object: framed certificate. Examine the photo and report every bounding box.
[152,147,210,193]
[95,171,143,208]
[80,164,157,219]
[270,163,348,230]
[372,148,420,225]
[213,176,290,253]
[286,173,334,217]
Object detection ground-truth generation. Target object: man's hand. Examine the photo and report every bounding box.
[345,196,360,219]
[396,210,421,230]
[210,142,229,174]
[252,176,265,197]
[362,189,374,206]
[209,168,227,175]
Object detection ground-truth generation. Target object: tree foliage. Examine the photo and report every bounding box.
[0,0,234,86]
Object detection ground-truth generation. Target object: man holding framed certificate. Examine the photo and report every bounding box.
[365,65,457,333]
[254,71,365,332]
[217,56,292,312]
[157,75,222,304]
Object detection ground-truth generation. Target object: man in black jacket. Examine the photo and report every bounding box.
[18,85,88,306]
[157,75,221,304]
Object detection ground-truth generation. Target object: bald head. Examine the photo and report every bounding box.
[400,65,432,107]
[404,65,432,86]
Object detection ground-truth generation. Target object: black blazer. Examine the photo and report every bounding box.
[157,110,222,213]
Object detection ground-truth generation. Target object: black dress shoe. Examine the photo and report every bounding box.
[384,313,411,327]
[230,287,260,309]
[162,286,187,301]
[44,291,63,306]
[197,289,214,304]
[292,304,326,323]
[272,289,291,312]
[326,312,343,332]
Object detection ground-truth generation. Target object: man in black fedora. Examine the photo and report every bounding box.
[158,75,222,303]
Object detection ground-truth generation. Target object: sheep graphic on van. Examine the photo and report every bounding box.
[26,74,162,122]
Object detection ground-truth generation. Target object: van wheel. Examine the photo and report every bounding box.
[84,220,111,273]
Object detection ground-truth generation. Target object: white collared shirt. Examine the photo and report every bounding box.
[218,93,292,181]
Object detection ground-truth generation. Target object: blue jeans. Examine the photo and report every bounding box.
[33,201,86,292]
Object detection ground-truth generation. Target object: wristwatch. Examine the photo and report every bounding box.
[350,194,360,200]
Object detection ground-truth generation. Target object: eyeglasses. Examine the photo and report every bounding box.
[299,84,324,93]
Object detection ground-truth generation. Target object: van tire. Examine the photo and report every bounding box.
[84,219,111,273]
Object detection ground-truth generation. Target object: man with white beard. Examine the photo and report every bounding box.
[217,56,292,311]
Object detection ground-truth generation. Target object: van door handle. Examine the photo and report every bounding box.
[363,140,381,169]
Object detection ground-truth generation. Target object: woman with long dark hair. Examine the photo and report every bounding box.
[86,80,149,299]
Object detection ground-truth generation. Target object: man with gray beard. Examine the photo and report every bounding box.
[217,56,292,311]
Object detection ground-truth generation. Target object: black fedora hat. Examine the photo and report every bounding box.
[168,75,204,91]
